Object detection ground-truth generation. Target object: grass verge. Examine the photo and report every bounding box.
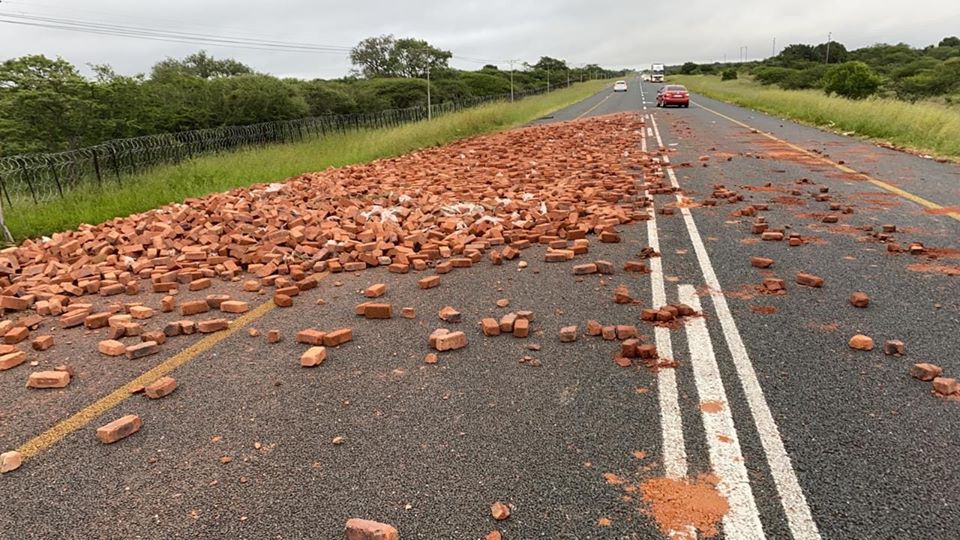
[672,75,960,160]
[8,80,612,241]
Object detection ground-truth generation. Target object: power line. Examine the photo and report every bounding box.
[0,11,353,54]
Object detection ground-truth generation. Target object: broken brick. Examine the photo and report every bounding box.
[513,318,529,338]
[4,326,28,345]
[364,284,387,298]
[933,377,959,395]
[559,325,578,342]
[848,335,874,351]
[220,300,249,314]
[273,293,293,308]
[601,326,616,340]
[883,340,906,356]
[344,518,399,540]
[573,263,597,275]
[126,341,160,359]
[144,376,177,399]
[481,318,501,337]
[418,276,441,289]
[795,273,824,288]
[616,325,638,340]
[751,257,774,269]
[267,330,282,343]
[849,292,869,308]
[401,307,416,319]
[491,501,511,521]
[499,313,518,333]
[98,340,127,356]
[586,320,602,336]
[1,450,22,474]
[911,363,942,381]
[300,346,327,367]
[438,306,461,323]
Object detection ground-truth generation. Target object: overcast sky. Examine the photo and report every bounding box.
[1,0,959,79]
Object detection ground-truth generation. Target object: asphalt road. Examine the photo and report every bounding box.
[1,78,958,540]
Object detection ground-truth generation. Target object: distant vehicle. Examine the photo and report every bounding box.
[613,80,628,92]
[656,85,689,108]
[641,72,651,82]
[651,63,665,83]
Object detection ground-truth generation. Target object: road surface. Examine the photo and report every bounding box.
[1,77,958,539]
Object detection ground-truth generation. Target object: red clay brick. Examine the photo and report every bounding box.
[188,278,212,291]
[144,376,177,399]
[559,326,578,342]
[344,518,399,540]
[98,340,126,356]
[363,303,393,319]
[267,329,282,343]
[438,306,461,323]
[883,340,906,356]
[401,307,416,319]
[751,257,774,268]
[0,351,27,370]
[848,335,874,351]
[180,300,210,316]
[364,284,387,298]
[586,320,602,336]
[4,327,28,345]
[220,300,249,314]
[323,328,353,347]
[27,370,70,389]
[933,377,959,395]
[849,292,869,308]
[418,276,441,289]
[573,263,597,275]
[126,341,160,359]
[434,330,467,351]
[198,318,229,333]
[481,318,501,337]
[911,363,942,381]
[796,273,824,288]
[96,414,141,444]
[273,293,293,307]
[300,346,327,367]
[297,329,326,345]
[513,318,529,338]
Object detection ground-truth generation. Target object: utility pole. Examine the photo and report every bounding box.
[508,59,519,102]
[547,67,550,91]
[745,45,748,62]
[825,32,832,64]
[426,66,431,120]
[772,37,776,57]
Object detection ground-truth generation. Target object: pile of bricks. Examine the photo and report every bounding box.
[0,113,651,366]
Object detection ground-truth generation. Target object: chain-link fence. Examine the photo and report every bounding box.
[0,85,557,213]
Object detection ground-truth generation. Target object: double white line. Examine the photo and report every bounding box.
[641,113,821,540]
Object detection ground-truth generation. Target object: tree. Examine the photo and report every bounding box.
[150,50,252,80]
[0,55,99,154]
[349,35,451,78]
[939,36,960,48]
[813,41,848,63]
[822,61,881,99]
[777,44,817,63]
[721,69,738,81]
[679,62,699,75]
[532,56,569,73]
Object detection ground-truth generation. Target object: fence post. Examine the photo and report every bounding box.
[91,149,103,187]
[19,160,38,204]
[109,145,122,185]
[47,157,64,198]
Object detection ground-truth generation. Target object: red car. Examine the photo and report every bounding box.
[656,85,690,108]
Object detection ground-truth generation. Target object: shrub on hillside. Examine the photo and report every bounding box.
[753,66,795,86]
[779,65,828,90]
[823,61,881,99]
[721,69,738,81]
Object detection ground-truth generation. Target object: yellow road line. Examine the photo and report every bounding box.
[693,101,960,222]
[576,93,612,119]
[15,274,315,459]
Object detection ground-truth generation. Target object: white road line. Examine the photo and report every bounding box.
[680,284,765,540]
[640,129,688,482]
[649,117,822,540]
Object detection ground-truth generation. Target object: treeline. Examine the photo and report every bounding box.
[0,35,626,156]
[671,36,960,101]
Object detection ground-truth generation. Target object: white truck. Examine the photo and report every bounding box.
[651,63,665,83]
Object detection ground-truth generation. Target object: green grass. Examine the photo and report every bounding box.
[7,80,612,241]
[672,75,960,160]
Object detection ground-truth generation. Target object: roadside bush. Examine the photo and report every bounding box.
[780,65,828,90]
[753,66,795,86]
[721,69,738,81]
[822,61,881,99]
